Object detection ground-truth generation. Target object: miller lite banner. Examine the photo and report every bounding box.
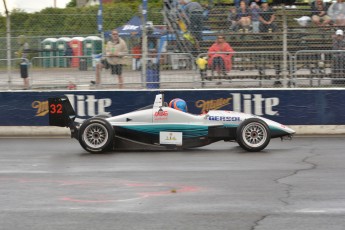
[0,89,344,126]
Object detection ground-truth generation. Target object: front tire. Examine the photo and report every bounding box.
[78,118,114,153]
[236,118,271,152]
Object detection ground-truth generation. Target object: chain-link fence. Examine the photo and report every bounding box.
[1,3,345,90]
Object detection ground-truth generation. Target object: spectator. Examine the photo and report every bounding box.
[179,0,204,43]
[164,0,178,11]
[93,29,128,88]
[196,54,208,86]
[236,0,252,32]
[64,42,73,67]
[228,7,238,31]
[328,0,345,26]
[202,3,211,21]
[332,29,345,82]
[17,35,30,89]
[311,0,332,27]
[250,1,260,33]
[207,35,234,84]
[259,0,278,33]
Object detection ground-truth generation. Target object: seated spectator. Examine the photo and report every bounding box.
[311,0,332,27]
[207,35,234,82]
[259,0,278,33]
[236,0,252,32]
[328,0,345,27]
[250,2,260,33]
[228,7,238,31]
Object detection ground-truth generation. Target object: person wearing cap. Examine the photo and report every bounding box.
[332,29,345,80]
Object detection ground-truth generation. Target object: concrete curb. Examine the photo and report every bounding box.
[0,125,345,137]
[0,126,71,137]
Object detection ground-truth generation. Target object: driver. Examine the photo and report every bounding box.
[169,98,188,112]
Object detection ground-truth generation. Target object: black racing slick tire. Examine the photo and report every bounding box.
[236,118,271,152]
[78,118,114,153]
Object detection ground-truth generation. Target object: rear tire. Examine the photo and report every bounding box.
[236,118,271,152]
[78,118,114,153]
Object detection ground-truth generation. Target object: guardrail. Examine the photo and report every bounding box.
[294,50,345,87]
[1,50,345,90]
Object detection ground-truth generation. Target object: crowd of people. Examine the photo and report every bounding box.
[311,0,345,28]
[81,0,345,88]
[228,0,278,33]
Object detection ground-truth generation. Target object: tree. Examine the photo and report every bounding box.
[66,0,77,8]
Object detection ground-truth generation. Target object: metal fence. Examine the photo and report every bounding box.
[1,5,345,90]
[2,50,345,90]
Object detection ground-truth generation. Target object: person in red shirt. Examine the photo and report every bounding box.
[207,35,234,83]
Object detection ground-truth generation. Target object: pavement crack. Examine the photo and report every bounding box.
[274,149,319,206]
[251,214,269,230]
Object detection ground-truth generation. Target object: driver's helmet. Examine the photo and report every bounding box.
[169,98,188,112]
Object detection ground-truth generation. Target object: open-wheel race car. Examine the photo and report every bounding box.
[48,94,295,153]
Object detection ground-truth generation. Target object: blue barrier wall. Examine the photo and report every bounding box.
[0,89,344,126]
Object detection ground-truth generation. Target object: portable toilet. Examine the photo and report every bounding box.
[70,37,85,68]
[41,38,57,68]
[56,37,72,67]
[83,36,103,67]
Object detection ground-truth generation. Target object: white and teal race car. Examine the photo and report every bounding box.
[48,93,295,153]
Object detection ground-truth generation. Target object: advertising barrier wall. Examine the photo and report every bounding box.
[0,89,344,126]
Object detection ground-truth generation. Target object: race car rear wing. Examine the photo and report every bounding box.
[48,97,76,128]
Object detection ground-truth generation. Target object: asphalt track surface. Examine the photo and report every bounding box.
[1,136,345,230]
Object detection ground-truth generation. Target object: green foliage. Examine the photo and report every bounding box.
[66,0,77,8]
[3,2,163,37]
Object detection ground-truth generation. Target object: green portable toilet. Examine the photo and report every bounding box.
[41,38,57,68]
[83,36,103,67]
[56,37,72,67]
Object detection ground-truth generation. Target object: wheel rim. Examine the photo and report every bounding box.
[83,123,108,148]
[242,122,267,148]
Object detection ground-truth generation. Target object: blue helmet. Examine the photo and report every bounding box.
[169,98,188,112]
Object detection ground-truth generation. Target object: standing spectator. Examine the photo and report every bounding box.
[328,0,345,26]
[64,42,73,67]
[196,54,208,87]
[207,35,234,84]
[250,1,260,33]
[311,0,332,27]
[93,29,128,88]
[236,0,252,32]
[332,29,345,83]
[179,0,204,43]
[17,35,30,89]
[259,0,278,33]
